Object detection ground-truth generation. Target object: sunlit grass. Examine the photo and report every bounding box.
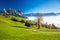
[0,16,60,40]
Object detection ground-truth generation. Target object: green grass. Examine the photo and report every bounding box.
[0,15,60,40]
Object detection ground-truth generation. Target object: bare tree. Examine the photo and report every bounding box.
[35,13,43,29]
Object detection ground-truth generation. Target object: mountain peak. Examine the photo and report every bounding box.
[0,8,26,18]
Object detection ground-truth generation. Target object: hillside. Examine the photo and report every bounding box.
[0,15,60,40]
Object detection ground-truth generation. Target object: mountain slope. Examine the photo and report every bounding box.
[0,8,26,18]
[0,16,60,40]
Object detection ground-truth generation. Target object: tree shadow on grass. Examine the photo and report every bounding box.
[12,26,25,28]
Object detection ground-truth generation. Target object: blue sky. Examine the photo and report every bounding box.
[0,0,60,13]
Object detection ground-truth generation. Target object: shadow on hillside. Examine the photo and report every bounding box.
[12,26,25,28]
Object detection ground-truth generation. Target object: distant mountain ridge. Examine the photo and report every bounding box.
[24,13,60,16]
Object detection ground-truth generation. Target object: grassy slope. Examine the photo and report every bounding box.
[0,16,60,40]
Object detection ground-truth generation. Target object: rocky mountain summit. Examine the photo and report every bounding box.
[0,8,26,18]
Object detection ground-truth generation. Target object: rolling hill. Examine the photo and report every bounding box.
[0,15,60,40]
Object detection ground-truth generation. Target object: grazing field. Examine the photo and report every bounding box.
[0,16,60,40]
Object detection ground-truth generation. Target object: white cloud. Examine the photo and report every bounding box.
[27,15,60,28]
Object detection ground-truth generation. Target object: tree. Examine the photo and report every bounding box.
[35,13,43,29]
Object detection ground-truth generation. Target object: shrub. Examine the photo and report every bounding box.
[25,21,31,27]
[11,18,18,22]
[19,19,25,23]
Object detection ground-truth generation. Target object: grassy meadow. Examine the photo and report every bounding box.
[0,15,60,40]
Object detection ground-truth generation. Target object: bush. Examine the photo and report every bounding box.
[11,18,18,22]
[51,24,57,29]
[19,19,25,23]
[25,21,31,27]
